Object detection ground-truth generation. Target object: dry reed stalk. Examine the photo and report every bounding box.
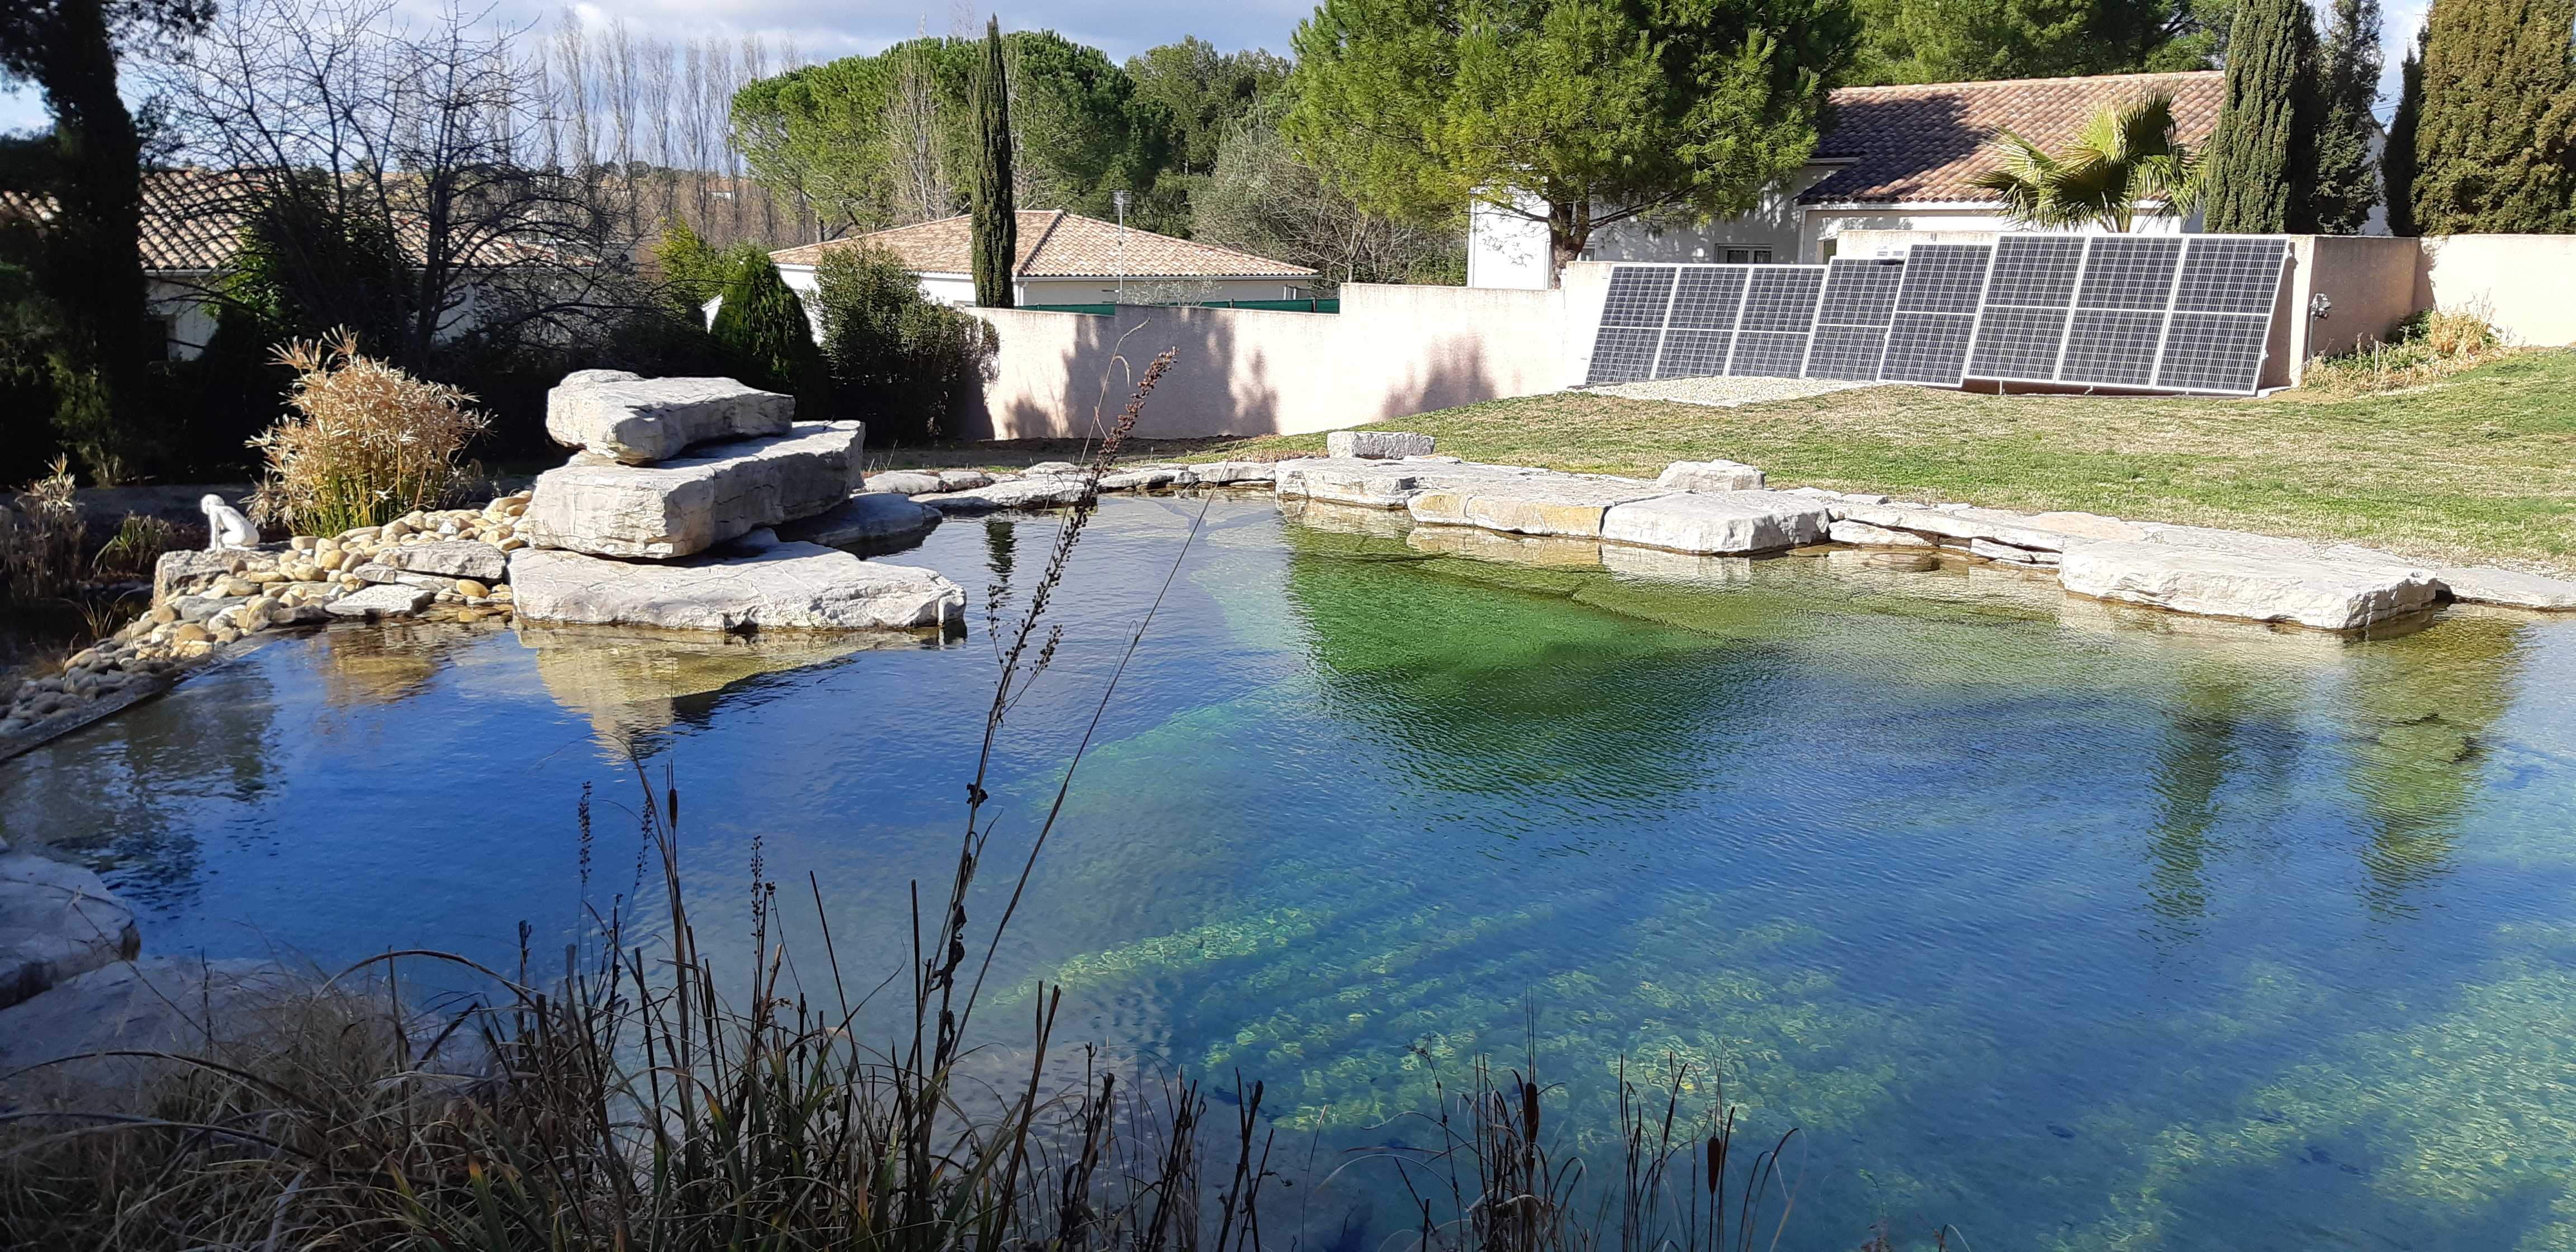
[249,330,490,535]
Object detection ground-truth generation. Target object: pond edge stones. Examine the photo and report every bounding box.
[0,852,140,1011]
[2060,542,2440,631]
[509,543,963,632]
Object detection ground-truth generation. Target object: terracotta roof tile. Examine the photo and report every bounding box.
[771,209,1315,279]
[1802,70,2224,205]
[1,169,572,271]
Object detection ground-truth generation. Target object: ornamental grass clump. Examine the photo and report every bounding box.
[250,332,490,535]
[0,458,87,606]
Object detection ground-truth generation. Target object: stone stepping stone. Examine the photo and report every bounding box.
[520,421,864,559]
[0,852,139,1011]
[1656,459,1767,491]
[546,372,794,464]
[917,478,1093,514]
[2059,542,2439,630]
[509,543,964,632]
[2431,565,2576,610]
[324,582,435,619]
[1600,491,1831,554]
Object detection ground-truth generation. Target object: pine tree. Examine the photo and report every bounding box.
[2308,0,2383,232]
[969,15,1017,308]
[709,250,820,395]
[2383,30,2426,235]
[2201,0,2319,232]
[2411,0,2576,233]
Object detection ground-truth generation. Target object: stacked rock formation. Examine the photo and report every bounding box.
[506,372,963,633]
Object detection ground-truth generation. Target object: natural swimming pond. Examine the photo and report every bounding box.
[7,494,2575,1249]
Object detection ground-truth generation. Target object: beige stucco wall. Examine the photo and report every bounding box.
[2417,235,2576,347]
[957,281,1575,440]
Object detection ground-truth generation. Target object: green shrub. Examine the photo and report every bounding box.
[811,245,999,444]
[708,249,821,396]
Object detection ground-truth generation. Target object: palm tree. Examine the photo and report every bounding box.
[1971,92,2205,232]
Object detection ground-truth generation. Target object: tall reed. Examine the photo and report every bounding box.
[249,331,490,535]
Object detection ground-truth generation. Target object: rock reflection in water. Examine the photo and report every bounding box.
[519,624,953,749]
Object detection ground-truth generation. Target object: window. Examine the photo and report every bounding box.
[1722,248,1773,264]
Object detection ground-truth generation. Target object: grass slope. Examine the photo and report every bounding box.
[1211,352,2576,574]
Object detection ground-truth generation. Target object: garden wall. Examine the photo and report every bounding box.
[958,281,1581,440]
[2417,235,2576,348]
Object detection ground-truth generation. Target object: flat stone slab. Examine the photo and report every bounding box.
[1656,460,1766,492]
[776,493,942,547]
[1834,502,2080,553]
[1599,491,1830,554]
[2431,565,2576,609]
[1829,519,1936,548]
[323,583,434,618]
[2059,542,2440,630]
[0,853,140,1011]
[917,477,1092,514]
[378,539,505,581]
[1327,429,1434,459]
[521,421,864,559]
[509,543,964,633]
[546,374,794,464]
[1188,461,1277,485]
[1411,473,1666,538]
[862,470,947,496]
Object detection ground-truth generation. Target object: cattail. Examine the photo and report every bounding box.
[1522,1079,1540,1142]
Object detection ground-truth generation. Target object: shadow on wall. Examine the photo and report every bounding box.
[956,301,1528,441]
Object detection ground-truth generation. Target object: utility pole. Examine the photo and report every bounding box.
[1112,188,1129,305]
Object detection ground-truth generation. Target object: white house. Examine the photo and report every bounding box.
[768,209,1318,308]
[1470,70,2231,287]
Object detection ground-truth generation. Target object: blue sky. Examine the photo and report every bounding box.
[1,0,2422,139]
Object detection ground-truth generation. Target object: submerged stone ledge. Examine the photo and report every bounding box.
[509,543,965,633]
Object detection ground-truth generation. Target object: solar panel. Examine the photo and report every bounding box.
[1802,258,1905,381]
[1727,267,1826,376]
[1894,245,1993,315]
[2154,236,2288,393]
[2075,237,2185,309]
[1587,265,1679,384]
[1881,314,1981,385]
[1878,245,1991,386]
[1654,329,1732,379]
[1580,236,2288,396]
[1967,236,2086,383]
[1668,267,1750,329]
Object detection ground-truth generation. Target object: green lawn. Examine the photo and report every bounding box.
[1200,352,2576,575]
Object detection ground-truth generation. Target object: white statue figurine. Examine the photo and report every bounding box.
[202,494,259,551]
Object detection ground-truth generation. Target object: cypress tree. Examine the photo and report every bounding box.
[2201,0,2319,233]
[710,251,820,396]
[2384,31,2426,235]
[2308,0,2384,233]
[2411,0,2576,233]
[969,15,1017,308]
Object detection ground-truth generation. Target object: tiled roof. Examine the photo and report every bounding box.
[0,170,250,271]
[1801,70,2224,205]
[771,210,1316,279]
[0,169,572,272]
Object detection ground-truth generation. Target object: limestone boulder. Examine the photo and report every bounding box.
[520,421,864,558]
[777,493,943,547]
[379,539,506,582]
[917,477,1092,514]
[860,470,948,496]
[1832,501,2080,553]
[152,549,244,601]
[0,853,139,1011]
[2432,565,2576,610]
[324,584,435,618]
[1327,430,1435,459]
[1829,519,1936,548]
[1189,461,1277,485]
[1099,465,1190,491]
[2058,542,2440,630]
[1600,491,1830,554]
[546,374,795,464]
[509,543,965,632]
[1655,460,1767,492]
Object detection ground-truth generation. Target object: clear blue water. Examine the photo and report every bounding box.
[8,495,2576,1250]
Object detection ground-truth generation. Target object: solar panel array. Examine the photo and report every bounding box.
[1584,234,2289,396]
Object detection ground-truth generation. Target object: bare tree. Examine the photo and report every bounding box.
[550,7,591,172]
[645,36,675,222]
[150,0,646,364]
[885,41,950,224]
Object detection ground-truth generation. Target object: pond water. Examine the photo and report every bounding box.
[7,495,2576,1250]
